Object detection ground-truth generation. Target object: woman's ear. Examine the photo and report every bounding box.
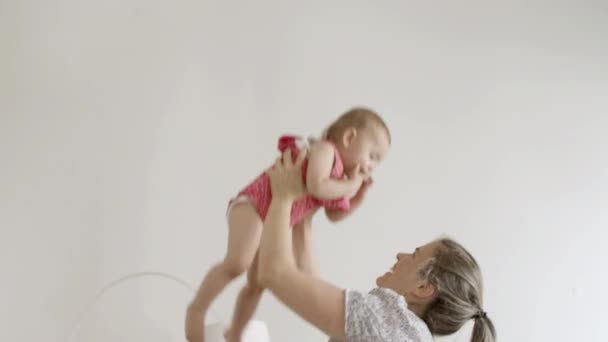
[342,127,357,147]
[415,281,436,300]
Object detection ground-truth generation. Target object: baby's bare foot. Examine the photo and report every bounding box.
[224,326,241,342]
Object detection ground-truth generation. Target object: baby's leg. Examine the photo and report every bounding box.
[187,203,262,341]
[225,254,264,342]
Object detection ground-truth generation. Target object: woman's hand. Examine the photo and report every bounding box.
[267,148,308,202]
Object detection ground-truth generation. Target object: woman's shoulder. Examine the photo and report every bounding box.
[345,288,414,320]
[343,288,434,342]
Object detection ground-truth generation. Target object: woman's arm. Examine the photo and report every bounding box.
[292,215,319,276]
[257,150,346,339]
[258,199,346,339]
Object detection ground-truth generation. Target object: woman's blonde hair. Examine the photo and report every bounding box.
[324,107,391,144]
[419,238,496,342]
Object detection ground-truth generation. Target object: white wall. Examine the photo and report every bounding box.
[2,1,607,341]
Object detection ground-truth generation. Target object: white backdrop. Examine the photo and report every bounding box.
[2,1,607,341]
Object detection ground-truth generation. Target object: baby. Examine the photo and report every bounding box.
[186,107,391,342]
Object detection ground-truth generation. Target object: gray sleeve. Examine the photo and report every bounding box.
[341,288,434,342]
[343,289,395,340]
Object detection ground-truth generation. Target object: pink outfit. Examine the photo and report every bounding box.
[229,135,350,226]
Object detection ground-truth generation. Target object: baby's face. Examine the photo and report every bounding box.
[342,124,390,178]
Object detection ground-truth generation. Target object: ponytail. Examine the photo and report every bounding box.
[471,312,496,342]
[421,239,497,342]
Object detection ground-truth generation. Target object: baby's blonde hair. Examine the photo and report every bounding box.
[324,107,391,144]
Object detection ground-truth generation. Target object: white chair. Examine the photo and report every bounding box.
[68,271,271,342]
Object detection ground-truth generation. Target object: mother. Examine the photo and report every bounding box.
[255,150,496,342]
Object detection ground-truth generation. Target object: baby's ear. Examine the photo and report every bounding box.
[342,127,357,147]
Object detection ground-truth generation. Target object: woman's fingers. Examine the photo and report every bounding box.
[279,148,307,168]
[281,149,292,166]
[295,148,307,167]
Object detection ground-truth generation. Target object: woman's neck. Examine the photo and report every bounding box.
[403,294,429,318]
[407,302,426,318]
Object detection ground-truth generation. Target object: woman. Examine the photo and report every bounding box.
[256,150,497,342]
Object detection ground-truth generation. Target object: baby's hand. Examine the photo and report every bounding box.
[345,164,365,196]
[350,176,373,207]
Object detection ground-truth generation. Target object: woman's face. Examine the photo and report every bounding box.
[376,240,441,304]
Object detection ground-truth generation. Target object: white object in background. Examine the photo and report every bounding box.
[205,320,270,342]
[67,271,231,341]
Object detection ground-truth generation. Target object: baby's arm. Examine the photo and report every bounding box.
[306,142,360,200]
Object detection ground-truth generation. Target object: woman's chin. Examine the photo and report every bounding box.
[376,272,391,287]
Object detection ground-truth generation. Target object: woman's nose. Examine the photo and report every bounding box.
[397,253,405,260]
